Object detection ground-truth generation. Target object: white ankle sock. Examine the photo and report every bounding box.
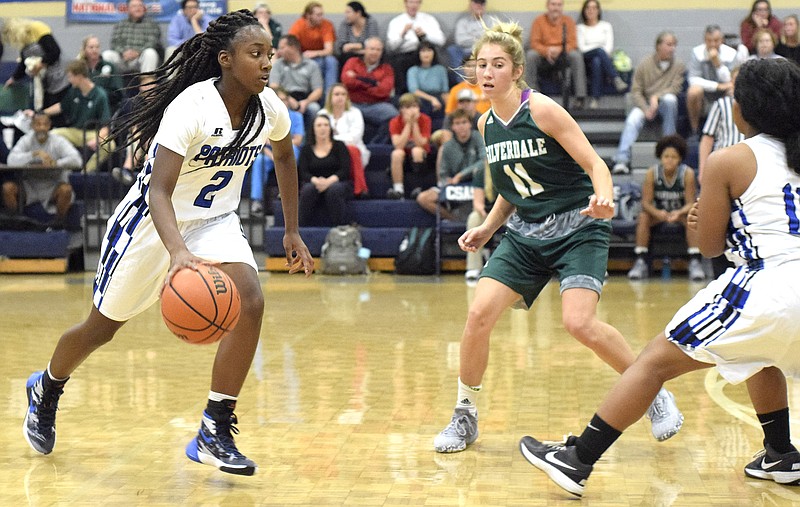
[46,362,69,382]
[208,391,237,403]
[456,377,481,414]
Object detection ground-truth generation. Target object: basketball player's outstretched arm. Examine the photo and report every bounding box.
[271,133,314,275]
[149,145,210,283]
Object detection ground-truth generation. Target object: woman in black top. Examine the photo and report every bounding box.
[776,14,800,64]
[298,114,352,226]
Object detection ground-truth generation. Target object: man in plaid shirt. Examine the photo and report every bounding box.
[102,0,162,74]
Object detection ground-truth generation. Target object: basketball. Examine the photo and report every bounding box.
[161,265,241,345]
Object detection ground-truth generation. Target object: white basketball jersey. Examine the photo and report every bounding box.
[135,79,290,221]
[727,134,800,268]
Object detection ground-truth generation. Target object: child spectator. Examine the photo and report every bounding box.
[628,135,704,281]
[41,59,114,173]
[387,93,431,199]
[444,57,490,116]
[416,108,483,220]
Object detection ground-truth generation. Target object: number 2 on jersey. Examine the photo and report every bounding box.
[194,170,233,208]
[503,163,544,198]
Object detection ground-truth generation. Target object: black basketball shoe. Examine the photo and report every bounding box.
[519,435,593,497]
[23,371,65,455]
[186,410,257,476]
[745,444,800,485]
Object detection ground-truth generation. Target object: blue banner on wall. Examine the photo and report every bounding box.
[66,0,227,24]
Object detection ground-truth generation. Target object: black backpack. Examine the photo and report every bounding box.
[395,227,436,275]
[321,225,368,275]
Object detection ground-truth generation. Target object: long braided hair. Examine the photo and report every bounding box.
[109,9,266,155]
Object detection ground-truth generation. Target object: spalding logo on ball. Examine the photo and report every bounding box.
[161,265,241,344]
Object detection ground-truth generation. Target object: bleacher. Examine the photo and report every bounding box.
[0,4,722,275]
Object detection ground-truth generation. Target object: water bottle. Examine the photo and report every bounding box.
[661,256,671,281]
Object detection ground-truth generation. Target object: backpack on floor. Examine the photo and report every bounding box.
[321,225,368,275]
[395,227,436,275]
[613,181,642,222]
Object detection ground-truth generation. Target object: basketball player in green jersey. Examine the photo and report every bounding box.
[433,19,683,454]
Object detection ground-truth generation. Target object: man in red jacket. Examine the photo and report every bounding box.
[342,36,398,144]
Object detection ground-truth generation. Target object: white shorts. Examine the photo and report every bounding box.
[93,207,256,322]
[666,261,800,384]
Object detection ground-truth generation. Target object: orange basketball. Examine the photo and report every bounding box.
[161,265,241,345]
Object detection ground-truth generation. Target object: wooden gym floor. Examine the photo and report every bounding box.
[2,272,799,506]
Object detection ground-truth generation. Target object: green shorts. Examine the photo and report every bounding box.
[481,218,611,309]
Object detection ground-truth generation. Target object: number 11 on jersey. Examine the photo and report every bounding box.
[503,163,544,198]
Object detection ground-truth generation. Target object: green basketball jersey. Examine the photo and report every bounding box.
[483,98,594,222]
[653,163,688,212]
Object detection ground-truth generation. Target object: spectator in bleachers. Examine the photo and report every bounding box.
[166,0,211,60]
[298,114,352,226]
[250,87,304,215]
[341,37,398,145]
[464,163,495,283]
[686,24,739,135]
[1,18,69,117]
[697,66,744,279]
[627,135,703,282]
[444,57,490,116]
[611,31,684,175]
[387,93,431,199]
[288,2,338,94]
[416,109,483,220]
[102,0,162,75]
[432,88,480,150]
[110,75,156,186]
[447,89,480,129]
[386,0,446,95]
[776,14,800,64]
[320,83,369,197]
[253,3,282,49]
[576,0,627,109]
[3,112,81,226]
[740,0,782,54]
[39,60,114,173]
[526,0,587,109]
[407,40,449,127]
[270,34,323,128]
[78,35,124,112]
[335,1,380,70]
[448,0,487,75]
[748,28,783,60]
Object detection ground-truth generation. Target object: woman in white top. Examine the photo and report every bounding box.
[320,83,369,196]
[576,0,627,108]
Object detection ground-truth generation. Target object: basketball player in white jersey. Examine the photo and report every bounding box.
[22,10,314,476]
[520,58,800,497]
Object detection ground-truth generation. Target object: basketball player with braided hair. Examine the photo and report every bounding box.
[523,58,800,497]
[22,10,314,476]
[433,19,683,454]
